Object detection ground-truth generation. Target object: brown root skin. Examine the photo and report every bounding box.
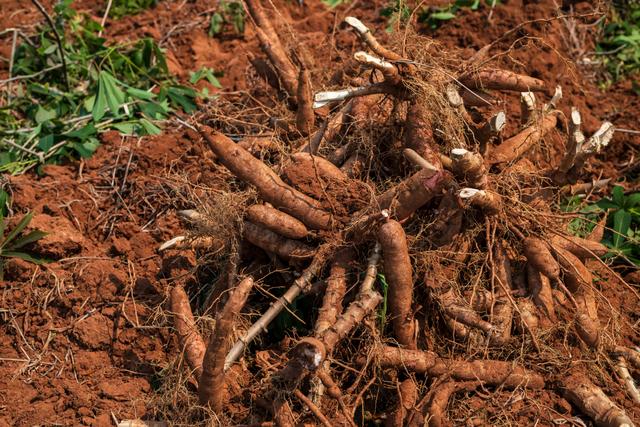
[550,234,608,260]
[386,379,418,427]
[487,113,557,165]
[243,221,315,261]
[377,169,451,221]
[404,102,443,167]
[561,372,635,427]
[551,245,593,293]
[283,152,348,192]
[523,237,561,282]
[425,381,479,427]
[378,220,417,349]
[246,204,309,240]
[526,263,557,325]
[199,277,254,410]
[295,64,314,136]
[458,69,547,93]
[170,284,206,378]
[315,248,355,335]
[199,126,333,230]
[373,346,545,389]
[245,0,297,98]
[492,242,513,342]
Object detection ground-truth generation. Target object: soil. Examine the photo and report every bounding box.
[0,0,638,426]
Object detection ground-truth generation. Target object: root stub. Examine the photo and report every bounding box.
[373,346,545,389]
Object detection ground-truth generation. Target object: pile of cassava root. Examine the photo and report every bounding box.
[159,1,640,425]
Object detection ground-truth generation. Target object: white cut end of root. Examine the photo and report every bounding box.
[159,235,185,251]
[354,51,394,70]
[446,85,463,107]
[520,91,536,110]
[570,107,582,126]
[547,85,562,110]
[459,188,485,199]
[313,87,363,109]
[491,111,507,132]
[177,209,203,222]
[344,16,369,35]
[381,209,390,219]
[585,121,615,153]
[451,148,469,159]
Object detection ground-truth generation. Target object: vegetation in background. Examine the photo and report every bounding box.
[380,0,412,33]
[109,0,158,19]
[565,186,640,266]
[0,1,204,174]
[596,0,640,86]
[379,0,501,32]
[209,1,245,37]
[0,211,49,280]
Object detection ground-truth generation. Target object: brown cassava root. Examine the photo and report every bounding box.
[170,284,206,378]
[199,277,254,410]
[373,346,545,389]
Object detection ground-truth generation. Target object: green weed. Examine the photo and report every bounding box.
[110,0,158,19]
[377,273,388,332]
[596,0,640,86]
[208,1,245,37]
[0,1,206,174]
[0,211,49,280]
[419,0,501,29]
[565,185,640,266]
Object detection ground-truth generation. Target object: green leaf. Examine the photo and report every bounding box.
[93,76,108,122]
[66,123,97,140]
[72,138,100,158]
[166,86,198,113]
[126,87,156,101]
[209,13,224,36]
[101,71,126,116]
[7,230,47,250]
[2,251,50,265]
[624,192,640,208]
[139,118,161,135]
[595,198,619,210]
[111,122,136,135]
[1,211,33,248]
[612,185,625,207]
[612,209,632,248]
[35,106,57,124]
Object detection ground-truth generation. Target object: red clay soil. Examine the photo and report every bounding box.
[0,0,638,426]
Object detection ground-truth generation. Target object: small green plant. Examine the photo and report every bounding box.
[565,185,640,266]
[419,0,500,29]
[380,0,412,33]
[0,211,49,280]
[0,1,203,174]
[109,0,158,18]
[208,1,245,37]
[377,273,389,331]
[596,0,640,86]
